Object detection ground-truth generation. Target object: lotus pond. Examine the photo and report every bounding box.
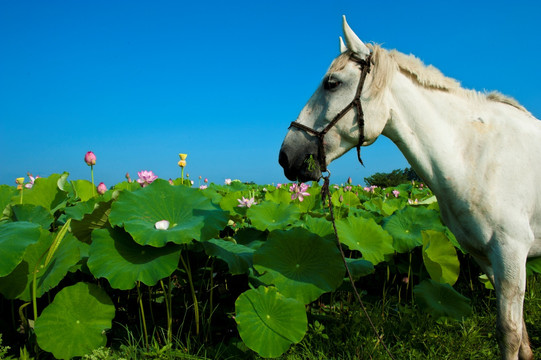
[1,173,541,359]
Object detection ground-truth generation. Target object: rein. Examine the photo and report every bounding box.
[321,173,395,359]
[289,54,372,172]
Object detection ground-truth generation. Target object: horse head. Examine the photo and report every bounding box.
[279,16,390,182]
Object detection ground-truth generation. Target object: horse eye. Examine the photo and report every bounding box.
[324,78,341,91]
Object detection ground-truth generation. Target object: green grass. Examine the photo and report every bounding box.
[79,274,541,360]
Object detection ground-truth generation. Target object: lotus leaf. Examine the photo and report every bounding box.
[218,191,246,215]
[336,216,394,265]
[254,227,344,303]
[70,199,113,243]
[422,230,460,285]
[235,286,307,358]
[202,238,255,275]
[0,229,80,300]
[15,173,69,213]
[71,179,96,202]
[108,179,228,246]
[0,185,17,211]
[64,197,99,221]
[247,201,301,232]
[4,204,53,229]
[264,187,292,204]
[34,282,115,359]
[383,206,444,253]
[88,227,182,290]
[414,279,472,320]
[302,215,334,239]
[0,221,41,276]
[345,258,375,280]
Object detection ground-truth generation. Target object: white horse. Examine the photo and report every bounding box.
[279,16,541,360]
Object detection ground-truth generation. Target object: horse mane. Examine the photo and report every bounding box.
[330,44,528,113]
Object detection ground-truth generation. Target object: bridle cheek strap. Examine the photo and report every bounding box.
[289,55,371,173]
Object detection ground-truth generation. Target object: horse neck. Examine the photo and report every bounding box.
[381,72,469,194]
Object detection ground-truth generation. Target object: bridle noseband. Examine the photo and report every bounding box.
[288,54,372,173]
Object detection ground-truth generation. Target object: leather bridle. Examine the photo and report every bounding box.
[288,54,372,173]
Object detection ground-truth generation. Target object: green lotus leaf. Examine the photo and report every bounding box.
[113,181,141,192]
[254,228,344,303]
[64,197,99,221]
[336,216,394,266]
[109,180,228,246]
[70,199,113,243]
[247,201,301,232]
[202,238,255,275]
[235,286,307,358]
[4,204,53,229]
[422,230,460,285]
[234,227,267,250]
[218,191,246,215]
[264,187,292,204]
[0,222,41,276]
[345,258,375,280]
[414,279,471,320]
[331,189,361,208]
[0,229,81,300]
[383,206,445,253]
[88,227,182,290]
[14,173,69,214]
[34,282,115,359]
[0,185,17,211]
[363,197,403,217]
[71,179,96,202]
[301,215,334,239]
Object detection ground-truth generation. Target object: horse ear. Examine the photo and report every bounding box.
[342,15,370,58]
[339,36,348,53]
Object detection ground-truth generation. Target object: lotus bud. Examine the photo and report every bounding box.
[178,160,186,167]
[84,151,96,166]
[347,177,352,184]
[126,172,132,183]
[97,182,107,195]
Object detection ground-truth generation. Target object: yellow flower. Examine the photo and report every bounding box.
[15,177,25,185]
[178,160,187,167]
[179,153,187,160]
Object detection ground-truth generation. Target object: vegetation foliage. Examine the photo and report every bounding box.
[0,172,540,359]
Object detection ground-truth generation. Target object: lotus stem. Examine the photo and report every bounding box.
[180,252,200,336]
[137,282,149,349]
[160,279,172,344]
[91,165,96,197]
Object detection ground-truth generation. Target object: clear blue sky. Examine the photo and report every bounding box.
[1,1,540,187]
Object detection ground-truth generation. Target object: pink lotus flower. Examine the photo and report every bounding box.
[392,190,400,198]
[25,174,39,189]
[225,179,232,185]
[97,182,107,195]
[84,151,96,166]
[137,170,158,187]
[363,185,378,193]
[290,183,310,202]
[199,185,208,190]
[345,185,352,192]
[237,196,257,208]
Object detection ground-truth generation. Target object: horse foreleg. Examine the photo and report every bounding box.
[490,246,532,360]
[519,318,533,360]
